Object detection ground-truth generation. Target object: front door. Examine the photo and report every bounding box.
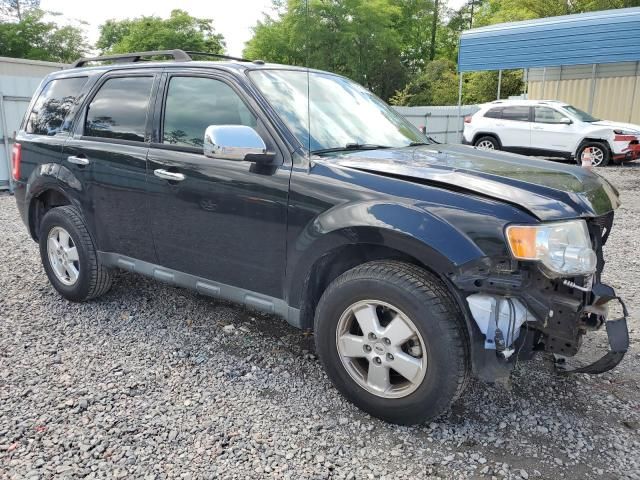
[63,72,159,263]
[531,106,578,155]
[145,72,290,298]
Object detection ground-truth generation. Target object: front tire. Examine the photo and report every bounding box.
[314,261,469,425]
[39,206,112,302]
[576,141,610,167]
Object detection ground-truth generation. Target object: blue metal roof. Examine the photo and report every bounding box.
[458,7,640,72]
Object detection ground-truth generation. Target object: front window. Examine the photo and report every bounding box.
[534,107,568,124]
[248,69,427,153]
[561,104,599,122]
[162,76,256,150]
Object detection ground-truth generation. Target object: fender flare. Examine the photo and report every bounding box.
[284,201,485,310]
[25,163,85,240]
[574,137,612,158]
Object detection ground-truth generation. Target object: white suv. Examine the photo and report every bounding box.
[463,99,640,166]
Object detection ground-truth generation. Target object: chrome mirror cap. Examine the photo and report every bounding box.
[204,125,268,161]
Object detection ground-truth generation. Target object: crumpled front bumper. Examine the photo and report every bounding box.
[450,262,630,379]
[554,292,629,375]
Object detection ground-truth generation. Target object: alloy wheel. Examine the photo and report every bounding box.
[335,300,427,399]
[47,226,80,286]
[476,140,495,150]
[583,146,605,167]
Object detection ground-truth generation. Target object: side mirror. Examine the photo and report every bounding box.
[560,117,572,125]
[204,125,275,164]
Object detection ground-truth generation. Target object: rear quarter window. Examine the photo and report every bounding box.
[484,107,503,119]
[25,77,88,135]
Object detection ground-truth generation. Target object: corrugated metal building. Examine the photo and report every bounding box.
[527,63,640,124]
[0,57,64,191]
[457,7,640,124]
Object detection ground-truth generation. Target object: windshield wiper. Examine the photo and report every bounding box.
[311,143,391,155]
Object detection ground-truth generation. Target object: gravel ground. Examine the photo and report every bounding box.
[1,164,639,480]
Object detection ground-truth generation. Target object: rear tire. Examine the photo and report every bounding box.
[39,206,112,302]
[576,141,610,167]
[474,135,500,150]
[314,261,469,425]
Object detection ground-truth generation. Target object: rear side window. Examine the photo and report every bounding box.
[484,107,503,119]
[26,77,88,135]
[162,76,257,149]
[501,106,530,122]
[85,76,154,142]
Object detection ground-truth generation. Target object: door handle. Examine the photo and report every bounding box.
[154,169,185,182]
[532,126,544,130]
[67,155,90,166]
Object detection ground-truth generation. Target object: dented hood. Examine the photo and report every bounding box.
[322,144,620,221]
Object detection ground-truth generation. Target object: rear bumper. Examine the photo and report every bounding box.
[13,181,29,229]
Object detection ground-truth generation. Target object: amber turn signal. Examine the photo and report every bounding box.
[505,225,538,260]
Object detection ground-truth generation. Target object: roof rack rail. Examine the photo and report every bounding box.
[184,51,251,63]
[70,49,253,68]
[71,49,192,68]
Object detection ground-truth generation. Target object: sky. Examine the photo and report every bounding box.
[40,0,277,57]
[40,0,468,57]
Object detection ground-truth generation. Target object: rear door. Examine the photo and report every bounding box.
[145,70,291,298]
[62,71,159,263]
[531,106,578,155]
[496,105,531,149]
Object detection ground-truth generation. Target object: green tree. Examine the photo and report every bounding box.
[244,0,407,101]
[96,9,225,54]
[464,69,523,104]
[0,0,39,21]
[390,59,459,106]
[0,9,88,62]
[391,0,437,73]
[473,0,640,26]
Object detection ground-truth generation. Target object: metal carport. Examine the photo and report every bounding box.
[456,7,640,128]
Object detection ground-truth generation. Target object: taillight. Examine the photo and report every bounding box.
[464,115,472,124]
[11,143,22,181]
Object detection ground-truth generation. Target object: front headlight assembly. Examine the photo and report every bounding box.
[613,129,640,136]
[506,220,597,277]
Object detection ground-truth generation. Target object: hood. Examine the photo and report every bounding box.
[590,120,640,134]
[320,144,620,221]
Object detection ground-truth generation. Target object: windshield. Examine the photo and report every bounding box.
[561,105,599,122]
[248,69,428,153]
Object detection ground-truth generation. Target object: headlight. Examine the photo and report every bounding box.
[505,220,596,276]
[614,129,640,136]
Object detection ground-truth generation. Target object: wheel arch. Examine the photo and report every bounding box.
[472,132,502,148]
[287,220,482,331]
[25,163,88,241]
[28,187,75,241]
[574,137,611,157]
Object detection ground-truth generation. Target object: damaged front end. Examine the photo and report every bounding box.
[450,212,629,381]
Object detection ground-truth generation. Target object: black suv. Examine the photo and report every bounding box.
[12,50,629,425]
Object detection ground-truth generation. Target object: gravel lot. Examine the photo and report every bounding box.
[1,164,639,480]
